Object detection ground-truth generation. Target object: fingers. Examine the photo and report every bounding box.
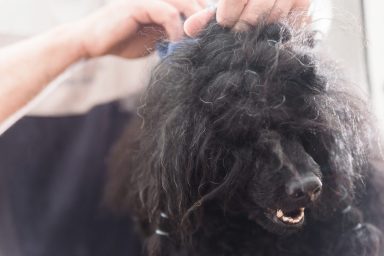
[78,0,206,58]
[291,0,311,26]
[137,0,208,40]
[267,0,293,21]
[216,0,248,27]
[184,7,215,37]
[292,0,311,13]
[133,1,184,41]
[112,26,165,58]
[218,0,311,31]
[184,0,312,37]
[232,0,276,30]
[162,0,205,17]
[196,0,208,7]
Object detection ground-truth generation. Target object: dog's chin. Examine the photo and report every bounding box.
[249,207,306,235]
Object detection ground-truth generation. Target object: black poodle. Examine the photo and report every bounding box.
[106,18,384,256]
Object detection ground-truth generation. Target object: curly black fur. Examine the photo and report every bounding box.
[106,18,384,256]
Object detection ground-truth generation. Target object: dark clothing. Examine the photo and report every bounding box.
[0,102,142,256]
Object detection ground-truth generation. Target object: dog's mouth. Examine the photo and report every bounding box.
[266,207,305,227]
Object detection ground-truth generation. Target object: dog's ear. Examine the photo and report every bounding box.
[104,116,144,214]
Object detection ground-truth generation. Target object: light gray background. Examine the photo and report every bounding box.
[323,0,384,126]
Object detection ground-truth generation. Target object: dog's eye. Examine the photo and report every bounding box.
[300,133,328,167]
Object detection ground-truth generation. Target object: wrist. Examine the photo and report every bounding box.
[51,22,89,60]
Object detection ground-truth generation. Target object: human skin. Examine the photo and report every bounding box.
[0,0,205,124]
[0,0,310,126]
[184,0,310,36]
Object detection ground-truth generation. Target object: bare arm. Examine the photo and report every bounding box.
[0,0,204,124]
[0,25,83,123]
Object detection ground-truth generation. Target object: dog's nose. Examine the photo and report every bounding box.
[286,175,322,202]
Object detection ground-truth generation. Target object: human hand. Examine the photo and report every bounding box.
[184,0,311,37]
[75,0,206,59]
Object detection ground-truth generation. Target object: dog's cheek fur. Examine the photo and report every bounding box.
[106,18,384,255]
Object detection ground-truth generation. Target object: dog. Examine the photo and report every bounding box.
[106,17,384,256]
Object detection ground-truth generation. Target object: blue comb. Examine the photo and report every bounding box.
[156,41,178,59]
[156,38,200,59]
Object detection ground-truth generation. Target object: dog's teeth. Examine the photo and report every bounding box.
[282,216,291,222]
[275,207,305,224]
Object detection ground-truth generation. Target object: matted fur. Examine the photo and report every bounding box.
[106,18,384,256]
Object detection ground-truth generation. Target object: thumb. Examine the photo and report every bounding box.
[184,7,215,37]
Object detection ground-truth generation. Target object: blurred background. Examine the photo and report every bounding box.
[323,0,384,126]
[361,1,384,124]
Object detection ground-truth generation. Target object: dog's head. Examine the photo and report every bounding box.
[108,20,373,239]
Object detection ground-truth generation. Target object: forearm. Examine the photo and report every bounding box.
[0,24,84,123]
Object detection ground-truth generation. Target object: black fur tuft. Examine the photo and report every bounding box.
[106,18,384,255]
